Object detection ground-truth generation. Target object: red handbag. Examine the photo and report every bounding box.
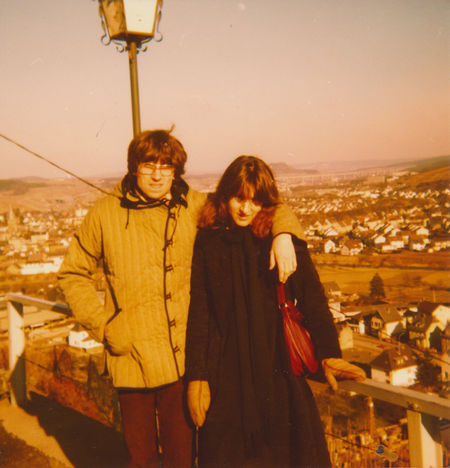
[276,283,319,376]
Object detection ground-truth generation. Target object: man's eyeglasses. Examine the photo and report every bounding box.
[137,163,174,177]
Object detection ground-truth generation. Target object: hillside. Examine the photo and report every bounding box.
[269,162,318,175]
[313,251,450,270]
[410,155,449,172]
[399,165,450,190]
[389,155,450,173]
[0,179,46,194]
[1,154,448,212]
[0,178,114,212]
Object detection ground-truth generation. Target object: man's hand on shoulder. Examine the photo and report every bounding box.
[269,233,297,283]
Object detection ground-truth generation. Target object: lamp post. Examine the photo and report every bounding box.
[97,0,163,137]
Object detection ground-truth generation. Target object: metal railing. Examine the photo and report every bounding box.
[5,292,70,406]
[338,379,449,467]
[4,293,450,467]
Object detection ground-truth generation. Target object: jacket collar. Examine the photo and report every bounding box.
[118,174,189,210]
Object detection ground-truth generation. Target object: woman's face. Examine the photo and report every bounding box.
[228,196,262,227]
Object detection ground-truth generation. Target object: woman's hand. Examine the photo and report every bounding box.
[322,358,366,391]
[187,380,211,428]
[269,233,297,283]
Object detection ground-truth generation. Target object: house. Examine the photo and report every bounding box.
[408,302,450,350]
[0,226,8,243]
[370,346,417,386]
[440,326,450,383]
[408,315,436,349]
[339,308,364,334]
[75,207,88,218]
[429,217,443,232]
[346,308,374,335]
[400,230,412,243]
[402,309,419,327]
[373,234,386,246]
[389,236,405,250]
[323,282,342,300]
[8,237,27,253]
[323,226,339,238]
[324,239,336,253]
[414,226,429,237]
[337,324,354,350]
[329,301,346,322]
[304,226,318,238]
[333,220,353,235]
[31,232,49,244]
[340,239,363,256]
[418,302,450,329]
[312,220,326,232]
[20,256,63,275]
[360,305,403,339]
[353,224,369,237]
[306,239,322,253]
[409,235,426,251]
[388,227,403,237]
[432,236,450,251]
[68,325,103,350]
[366,220,384,231]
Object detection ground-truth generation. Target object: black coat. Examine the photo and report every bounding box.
[185,227,341,467]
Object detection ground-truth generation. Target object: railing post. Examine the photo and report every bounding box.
[7,299,27,406]
[407,409,443,468]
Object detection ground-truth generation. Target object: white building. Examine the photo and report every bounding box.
[370,347,417,386]
[324,239,336,253]
[68,330,103,350]
[20,256,63,275]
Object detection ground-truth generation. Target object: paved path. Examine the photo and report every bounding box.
[0,393,127,468]
[0,397,72,466]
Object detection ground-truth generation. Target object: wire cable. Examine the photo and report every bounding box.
[0,133,110,195]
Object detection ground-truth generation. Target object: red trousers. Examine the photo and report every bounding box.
[118,380,193,468]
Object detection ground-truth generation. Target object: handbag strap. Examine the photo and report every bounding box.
[276,283,286,307]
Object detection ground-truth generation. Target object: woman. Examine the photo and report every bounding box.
[185,156,364,467]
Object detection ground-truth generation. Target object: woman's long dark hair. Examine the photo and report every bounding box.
[198,155,281,237]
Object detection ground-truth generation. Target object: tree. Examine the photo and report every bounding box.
[369,273,385,298]
[415,353,441,389]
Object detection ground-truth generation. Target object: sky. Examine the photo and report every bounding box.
[1,0,449,179]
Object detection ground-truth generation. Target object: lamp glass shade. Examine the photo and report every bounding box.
[124,0,159,37]
[100,0,159,41]
[99,0,126,40]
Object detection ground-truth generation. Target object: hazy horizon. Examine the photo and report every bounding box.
[1,0,449,179]
[2,153,447,182]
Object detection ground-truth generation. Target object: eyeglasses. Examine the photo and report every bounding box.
[137,162,174,177]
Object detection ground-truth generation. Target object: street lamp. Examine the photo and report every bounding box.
[97,0,163,137]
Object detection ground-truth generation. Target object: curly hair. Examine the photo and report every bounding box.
[127,128,187,179]
[198,155,280,238]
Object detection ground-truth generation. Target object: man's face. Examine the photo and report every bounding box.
[136,161,175,200]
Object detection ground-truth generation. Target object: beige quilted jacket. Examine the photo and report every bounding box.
[58,178,301,389]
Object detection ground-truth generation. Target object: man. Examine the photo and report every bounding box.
[58,129,303,468]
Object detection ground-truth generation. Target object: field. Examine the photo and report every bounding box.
[0,178,111,212]
[316,263,450,303]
